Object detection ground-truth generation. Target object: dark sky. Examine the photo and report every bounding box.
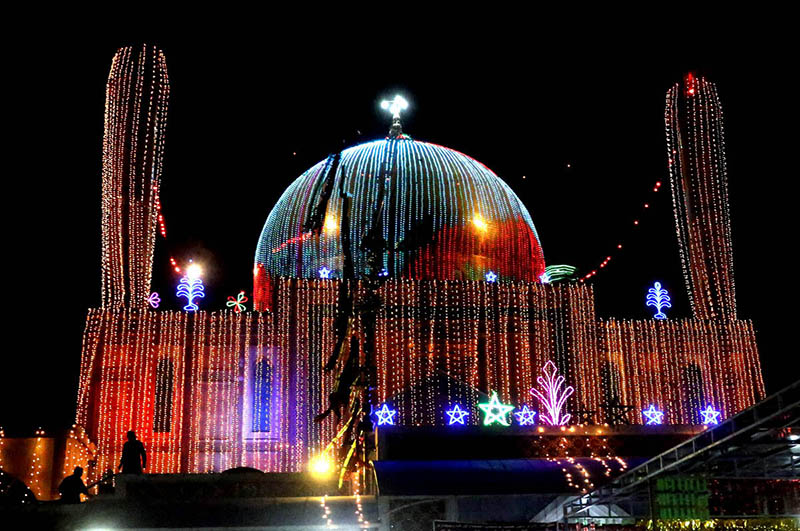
[2,29,793,433]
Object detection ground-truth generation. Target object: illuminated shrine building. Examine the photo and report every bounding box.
[76,47,766,479]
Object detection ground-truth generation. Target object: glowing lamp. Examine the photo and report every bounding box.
[309,454,333,479]
[472,214,489,232]
[380,95,409,118]
[186,263,202,280]
[323,214,338,233]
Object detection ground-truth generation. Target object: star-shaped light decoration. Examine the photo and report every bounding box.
[374,403,397,426]
[478,391,514,426]
[700,405,721,426]
[514,405,537,426]
[446,404,469,425]
[318,266,332,279]
[485,270,498,283]
[146,292,161,309]
[226,291,248,313]
[642,404,665,425]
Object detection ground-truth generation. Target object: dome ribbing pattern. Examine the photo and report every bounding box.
[254,138,545,290]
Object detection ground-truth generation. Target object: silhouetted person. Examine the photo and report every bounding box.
[58,466,88,504]
[97,467,115,494]
[118,430,146,474]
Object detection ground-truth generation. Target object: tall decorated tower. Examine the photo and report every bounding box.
[665,73,736,320]
[100,45,169,308]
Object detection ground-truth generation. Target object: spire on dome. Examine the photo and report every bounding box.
[380,95,409,138]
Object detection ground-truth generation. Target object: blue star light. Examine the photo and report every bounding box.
[318,266,332,279]
[374,403,397,426]
[478,391,514,426]
[700,405,721,426]
[642,405,665,425]
[485,270,498,283]
[445,404,469,425]
[514,405,537,426]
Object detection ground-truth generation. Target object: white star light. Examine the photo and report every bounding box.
[514,405,537,426]
[445,404,469,425]
[485,271,498,283]
[700,405,721,425]
[318,266,332,279]
[374,404,397,426]
[642,405,665,425]
[478,391,514,426]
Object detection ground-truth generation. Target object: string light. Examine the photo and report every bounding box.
[100,45,169,309]
[580,180,664,282]
[79,50,765,482]
[253,139,545,309]
[76,279,765,476]
[666,73,737,320]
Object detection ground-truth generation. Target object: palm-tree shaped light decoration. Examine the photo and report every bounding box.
[646,281,672,320]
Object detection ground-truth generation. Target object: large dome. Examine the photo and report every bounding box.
[255,138,545,286]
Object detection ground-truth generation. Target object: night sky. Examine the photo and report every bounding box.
[3,31,792,434]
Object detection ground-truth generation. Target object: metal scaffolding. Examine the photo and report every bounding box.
[562,380,800,522]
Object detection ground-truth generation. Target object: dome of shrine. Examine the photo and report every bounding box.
[254,138,545,284]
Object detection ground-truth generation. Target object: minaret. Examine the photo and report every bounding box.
[665,73,737,320]
[100,45,169,308]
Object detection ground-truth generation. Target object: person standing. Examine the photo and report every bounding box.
[58,467,89,503]
[118,430,146,474]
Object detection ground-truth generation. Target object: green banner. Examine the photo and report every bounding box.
[653,476,710,519]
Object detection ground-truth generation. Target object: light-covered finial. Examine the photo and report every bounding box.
[381,94,409,138]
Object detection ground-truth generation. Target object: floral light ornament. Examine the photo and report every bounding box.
[146,292,161,309]
[226,291,248,313]
[529,360,574,425]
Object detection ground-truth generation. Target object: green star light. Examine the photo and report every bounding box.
[478,391,515,426]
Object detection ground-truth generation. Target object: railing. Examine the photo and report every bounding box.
[563,380,800,520]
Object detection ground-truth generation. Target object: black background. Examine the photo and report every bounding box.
[2,26,793,434]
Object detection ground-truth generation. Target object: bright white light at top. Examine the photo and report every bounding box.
[381,95,409,119]
[186,263,202,280]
